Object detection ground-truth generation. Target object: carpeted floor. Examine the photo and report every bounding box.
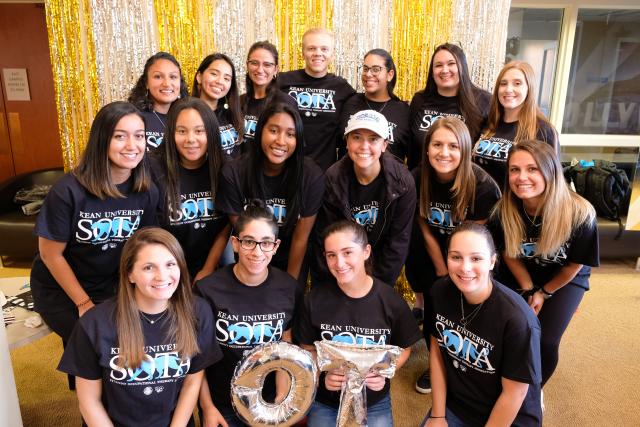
[5,259,640,426]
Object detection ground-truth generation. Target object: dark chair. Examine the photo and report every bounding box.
[0,167,65,265]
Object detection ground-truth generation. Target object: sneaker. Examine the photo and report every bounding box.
[415,371,431,394]
[412,307,424,324]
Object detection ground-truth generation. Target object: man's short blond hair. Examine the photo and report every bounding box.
[301,28,335,48]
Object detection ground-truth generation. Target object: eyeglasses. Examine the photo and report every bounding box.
[235,237,277,252]
[360,65,386,76]
[247,60,276,71]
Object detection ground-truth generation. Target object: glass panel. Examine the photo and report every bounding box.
[563,9,640,135]
[507,8,563,117]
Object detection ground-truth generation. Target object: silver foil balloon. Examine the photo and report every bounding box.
[231,341,318,426]
[314,340,402,427]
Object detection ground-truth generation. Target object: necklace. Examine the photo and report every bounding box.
[139,309,168,325]
[153,110,166,129]
[459,293,484,330]
[365,97,390,114]
[523,209,541,227]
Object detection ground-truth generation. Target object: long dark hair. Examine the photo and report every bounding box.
[192,53,244,145]
[116,227,199,368]
[127,52,188,112]
[244,102,304,234]
[74,101,151,199]
[364,48,400,101]
[242,41,281,112]
[423,43,485,140]
[159,97,223,221]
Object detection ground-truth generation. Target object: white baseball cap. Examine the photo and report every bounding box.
[344,110,389,140]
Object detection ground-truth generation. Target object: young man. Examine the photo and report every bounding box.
[279,28,356,171]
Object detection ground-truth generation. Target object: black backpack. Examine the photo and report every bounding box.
[563,159,630,233]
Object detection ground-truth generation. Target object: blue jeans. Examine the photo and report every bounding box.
[307,394,393,427]
[423,407,470,427]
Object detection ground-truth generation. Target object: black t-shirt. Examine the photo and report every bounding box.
[472,120,558,187]
[339,94,410,161]
[140,110,167,153]
[30,174,159,313]
[414,164,501,254]
[195,265,302,414]
[430,277,542,427]
[295,278,422,408]
[408,90,491,169]
[279,69,356,170]
[349,171,386,237]
[240,92,298,146]
[217,155,325,268]
[155,163,229,278]
[215,107,242,161]
[58,298,221,427]
[491,206,599,290]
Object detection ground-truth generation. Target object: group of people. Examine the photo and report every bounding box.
[29,27,599,427]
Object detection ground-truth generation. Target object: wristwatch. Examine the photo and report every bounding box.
[538,286,554,300]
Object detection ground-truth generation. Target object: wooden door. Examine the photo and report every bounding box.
[0,2,62,181]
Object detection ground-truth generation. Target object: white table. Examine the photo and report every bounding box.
[1,277,51,350]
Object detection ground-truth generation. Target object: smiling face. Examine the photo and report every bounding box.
[361,54,393,99]
[447,230,496,301]
[197,59,233,103]
[432,49,460,96]
[146,59,181,112]
[324,230,371,287]
[261,112,297,176]
[128,243,180,313]
[428,127,461,182]
[174,108,207,169]
[346,128,387,173]
[232,218,279,279]
[302,32,334,77]
[247,48,278,90]
[108,113,146,184]
[498,68,529,118]
[508,150,546,210]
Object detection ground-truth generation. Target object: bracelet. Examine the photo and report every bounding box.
[538,286,554,297]
[76,298,92,308]
[430,416,446,419]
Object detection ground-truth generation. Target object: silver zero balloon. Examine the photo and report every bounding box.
[231,341,318,426]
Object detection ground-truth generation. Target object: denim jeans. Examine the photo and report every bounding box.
[422,407,470,427]
[307,394,393,427]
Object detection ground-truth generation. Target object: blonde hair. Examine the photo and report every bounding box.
[302,27,334,47]
[420,117,476,222]
[116,227,200,369]
[483,61,556,149]
[494,140,595,258]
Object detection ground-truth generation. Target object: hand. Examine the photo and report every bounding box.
[364,373,385,391]
[193,269,212,284]
[78,301,95,317]
[202,406,229,427]
[424,416,448,427]
[528,291,545,315]
[324,370,345,391]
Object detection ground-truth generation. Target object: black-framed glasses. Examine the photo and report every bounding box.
[360,65,386,75]
[234,237,277,252]
[247,60,276,70]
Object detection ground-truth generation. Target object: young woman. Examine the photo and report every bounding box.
[473,61,558,187]
[314,109,415,286]
[424,222,542,427]
[30,101,159,388]
[192,53,244,160]
[217,102,325,281]
[128,52,189,151]
[297,220,422,427]
[408,43,491,169]
[154,97,230,282]
[491,140,599,387]
[196,200,301,427]
[58,227,221,426]
[340,49,410,162]
[405,117,501,393]
[240,41,297,145]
